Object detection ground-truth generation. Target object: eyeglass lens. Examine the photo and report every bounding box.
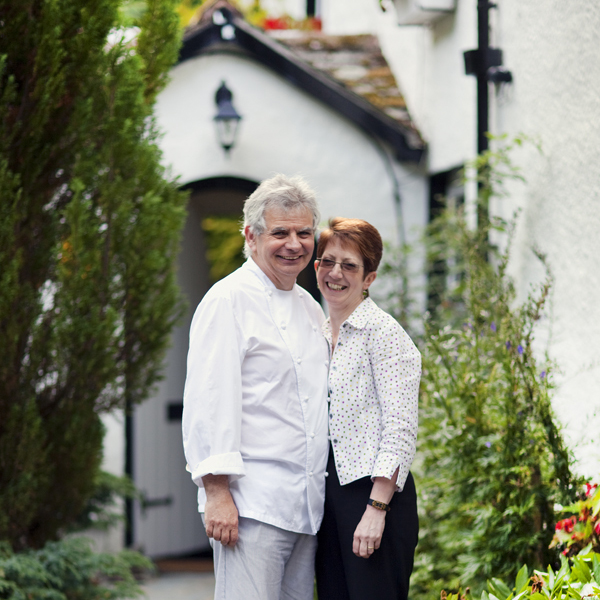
[319,259,360,273]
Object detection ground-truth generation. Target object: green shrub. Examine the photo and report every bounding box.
[0,537,153,599]
[68,471,140,534]
[411,209,578,598]
[442,550,600,600]
[0,0,185,548]
[378,138,580,598]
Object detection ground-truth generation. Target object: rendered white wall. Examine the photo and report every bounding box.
[155,52,428,259]
[488,2,600,477]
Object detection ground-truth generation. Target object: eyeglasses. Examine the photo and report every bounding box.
[316,258,363,273]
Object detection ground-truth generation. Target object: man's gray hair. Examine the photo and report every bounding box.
[242,174,320,258]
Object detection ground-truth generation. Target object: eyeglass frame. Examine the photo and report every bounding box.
[315,258,364,273]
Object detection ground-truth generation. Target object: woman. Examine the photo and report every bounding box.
[314,217,420,600]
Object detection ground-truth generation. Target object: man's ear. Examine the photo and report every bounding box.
[244,225,257,254]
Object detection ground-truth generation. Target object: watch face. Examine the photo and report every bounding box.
[369,499,389,511]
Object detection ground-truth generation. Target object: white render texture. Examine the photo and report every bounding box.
[155,51,427,250]
[488,2,600,477]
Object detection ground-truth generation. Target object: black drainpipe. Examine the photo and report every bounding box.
[124,407,134,547]
[463,1,512,227]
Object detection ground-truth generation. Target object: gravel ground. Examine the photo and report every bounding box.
[140,572,215,600]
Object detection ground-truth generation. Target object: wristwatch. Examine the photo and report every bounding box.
[367,498,391,512]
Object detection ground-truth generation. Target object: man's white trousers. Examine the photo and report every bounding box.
[210,517,317,600]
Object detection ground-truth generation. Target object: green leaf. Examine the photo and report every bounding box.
[571,557,592,583]
[592,554,600,584]
[489,578,513,600]
[515,565,529,592]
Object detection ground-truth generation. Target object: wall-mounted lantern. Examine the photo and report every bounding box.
[214,81,242,153]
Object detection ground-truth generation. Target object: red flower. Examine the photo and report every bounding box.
[585,482,598,497]
[264,17,288,30]
[555,517,576,533]
[594,521,600,535]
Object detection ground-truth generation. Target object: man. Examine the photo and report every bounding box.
[182,174,329,600]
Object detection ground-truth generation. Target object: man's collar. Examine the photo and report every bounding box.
[244,257,283,291]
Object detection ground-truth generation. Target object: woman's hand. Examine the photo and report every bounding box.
[352,470,400,558]
[352,505,387,558]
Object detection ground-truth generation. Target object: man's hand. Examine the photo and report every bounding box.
[202,474,239,546]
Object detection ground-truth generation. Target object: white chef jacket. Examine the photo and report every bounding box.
[323,297,420,490]
[182,258,330,535]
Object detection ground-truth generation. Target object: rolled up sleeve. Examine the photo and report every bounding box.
[182,293,247,488]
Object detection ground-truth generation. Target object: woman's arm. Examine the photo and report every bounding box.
[352,315,421,558]
[352,468,399,558]
[370,319,420,490]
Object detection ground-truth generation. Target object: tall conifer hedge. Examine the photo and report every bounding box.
[0,0,186,549]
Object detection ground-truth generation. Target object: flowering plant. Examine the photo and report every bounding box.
[551,481,600,557]
[441,551,600,600]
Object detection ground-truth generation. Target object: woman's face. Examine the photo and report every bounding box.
[315,238,376,314]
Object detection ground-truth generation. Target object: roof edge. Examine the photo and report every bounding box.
[179,8,426,163]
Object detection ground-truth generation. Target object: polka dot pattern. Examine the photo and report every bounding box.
[323,297,421,491]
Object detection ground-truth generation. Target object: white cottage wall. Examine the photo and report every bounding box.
[155,52,426,255]
[487,2,600,477]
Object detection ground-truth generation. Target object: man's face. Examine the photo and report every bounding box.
[245,205,315,291]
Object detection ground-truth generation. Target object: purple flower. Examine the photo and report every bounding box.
[540,371,546,379]
[490,322,497,332]
[485,441,492,448]
[506,341,511,349]
[518,345,524,355]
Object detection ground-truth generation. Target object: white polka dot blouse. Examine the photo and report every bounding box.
[322,297,421,491]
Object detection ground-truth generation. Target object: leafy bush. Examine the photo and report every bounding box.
[443,551,600,600]
[378,139,581,598]
[68,471,140,534]
[0,537,153,599]
[0,0,185,548]
[411,211,578,598]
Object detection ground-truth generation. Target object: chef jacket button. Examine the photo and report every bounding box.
[325,471,329,477]
[297,358,302,364]
[281,323,286,329]
[309,472,313,477]
[299,292,303,298]
[311,432,315,438]
[313,326,317,332]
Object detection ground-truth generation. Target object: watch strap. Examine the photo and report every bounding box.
[367,498,391,512]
